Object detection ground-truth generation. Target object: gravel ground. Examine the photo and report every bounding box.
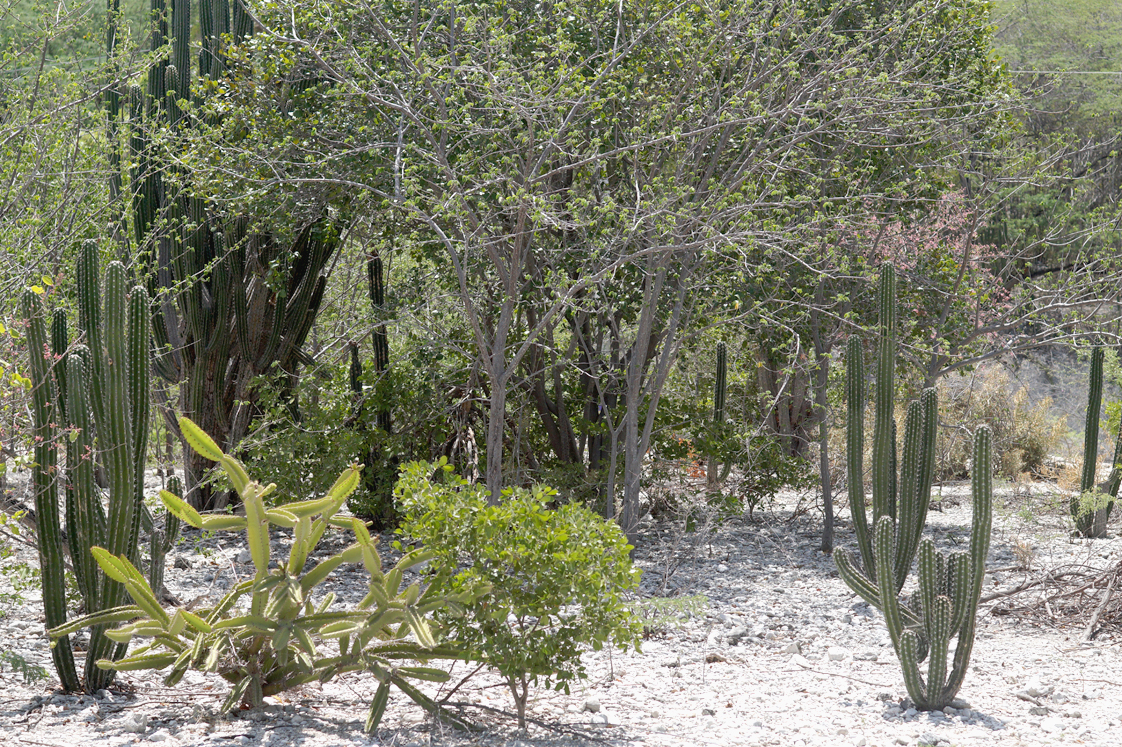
[2,478,1121,747]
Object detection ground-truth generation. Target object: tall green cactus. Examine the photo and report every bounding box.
[707,341,729,489]
[22,242,165,692]
[836,264,937,595]
[835,263,993,710]
[1071,347,1116,537]
[117,0,339,510]
[352,252,399,529]
[23,290,81,693]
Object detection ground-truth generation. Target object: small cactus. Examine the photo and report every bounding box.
[1071,347,1115,537]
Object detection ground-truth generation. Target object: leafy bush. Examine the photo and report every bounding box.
[50,417,472,732]
[395,459,643,727]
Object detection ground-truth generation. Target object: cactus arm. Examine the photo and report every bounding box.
[941,426,993,702]
[922,595,953,708]
[845,336,873,579]
[893,400,923,590]
[22,290,82,692]
[873,516,918,693]
[898,631,928,706]
[835,549,882,608]
[871,265,896,527]
[66,350,103,610]
[913,387,938,534]
[128,285,151,562]
[85,262,139,691]
[78,242,109,433]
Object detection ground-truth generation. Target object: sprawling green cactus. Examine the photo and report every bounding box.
[835,264,993,710]
[22,242,171,692]
[49,417,472,732]
[1071,347,1116,537]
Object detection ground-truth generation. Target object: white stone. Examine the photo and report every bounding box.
[789,654,812,668]
[582,696,600,713]
[122,713,149,733]
[149,729,172,742]
[828,646,849,661]
[1040,717,1064,733]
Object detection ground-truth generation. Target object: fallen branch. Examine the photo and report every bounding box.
[1081,573,1116,643]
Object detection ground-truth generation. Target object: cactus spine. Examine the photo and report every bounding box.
[835,263,992,709]
[22,242,159,692]
[1071,347,1116,537]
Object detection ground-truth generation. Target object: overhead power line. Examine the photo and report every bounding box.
[1007,70,1122,76]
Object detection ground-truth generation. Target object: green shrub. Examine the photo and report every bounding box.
[395,459,643,727]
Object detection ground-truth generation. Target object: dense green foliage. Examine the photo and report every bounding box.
[396,458,642,727]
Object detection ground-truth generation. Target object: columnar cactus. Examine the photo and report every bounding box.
[835,264,993,710]
[707,341,728,489]
[369,253,391,434]
[836,264,937,596]
[22,242,166,692]
[23,290,81,692]
[118,0,339,511]
[1070,347,1116,537]
[877,427,993,709]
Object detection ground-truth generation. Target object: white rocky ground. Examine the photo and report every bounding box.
[2,479,1121,747]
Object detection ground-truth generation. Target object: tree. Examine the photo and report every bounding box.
[176,0,1023,539]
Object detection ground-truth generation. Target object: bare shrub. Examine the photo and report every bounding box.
[938,366,1065,479]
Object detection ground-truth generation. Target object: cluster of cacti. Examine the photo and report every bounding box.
[707,341,729,489]
[23,242,177,692]
[49,417,472,732]
[1070,347,1119,537]
[835,264,993,710]
[115,0,337,511]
